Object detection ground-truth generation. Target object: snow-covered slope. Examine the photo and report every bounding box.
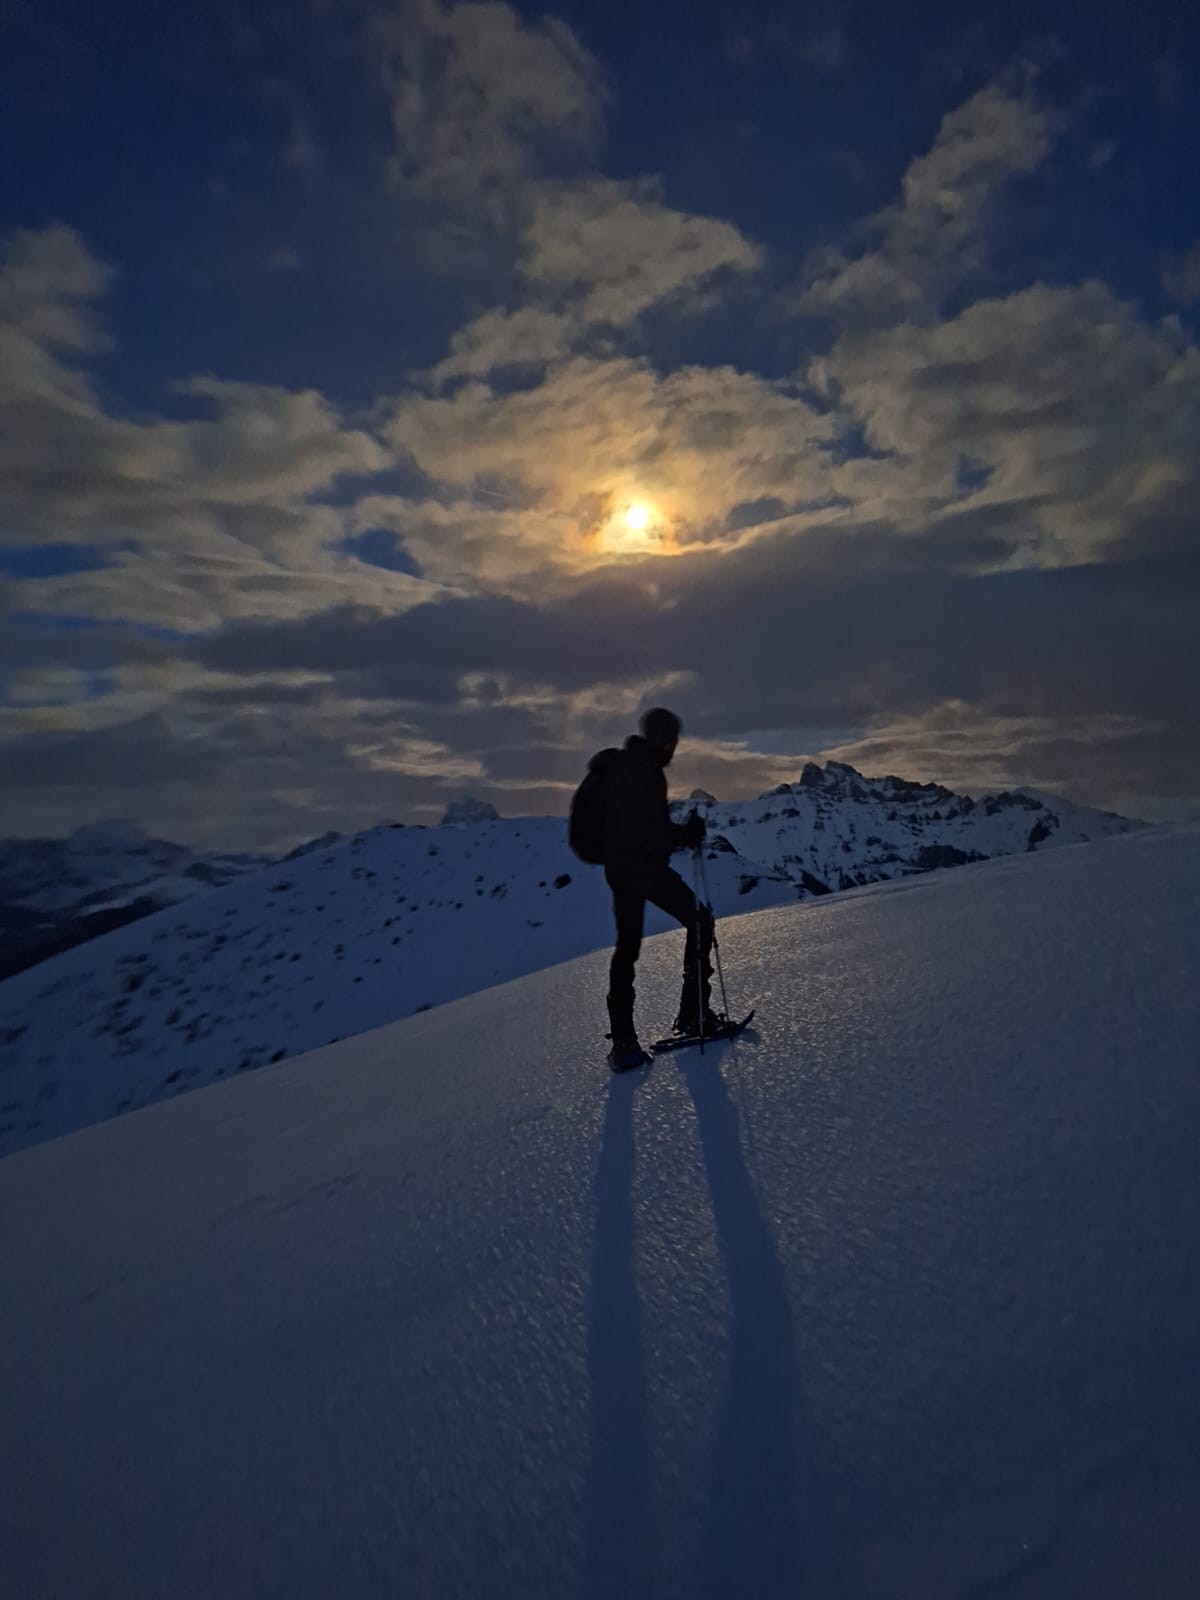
[2,826,1197,1599]
[0,819,790,1156]
[0,767,1139,1156]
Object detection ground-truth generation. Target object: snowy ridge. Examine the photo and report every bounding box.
[673,760,1138,897]
[0,765,1139,1155]
[2,826,1198,1598]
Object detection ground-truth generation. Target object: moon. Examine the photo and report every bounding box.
[598,497,664,555]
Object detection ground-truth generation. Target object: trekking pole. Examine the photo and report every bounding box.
[690,845,707,1056]
[697,840,760,1185]
[696,845,733,1020]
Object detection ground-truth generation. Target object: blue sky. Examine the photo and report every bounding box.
[1,0,1198,845]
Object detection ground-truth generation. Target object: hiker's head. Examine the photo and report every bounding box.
[640,707,681,764]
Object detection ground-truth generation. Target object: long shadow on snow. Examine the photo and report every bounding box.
[586,1072,652,1598]
[684,1052,841,1599]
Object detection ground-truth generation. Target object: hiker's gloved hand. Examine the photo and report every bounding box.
[682,809,706,848]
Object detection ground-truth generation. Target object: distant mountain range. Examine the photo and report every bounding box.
[0,764,1141,1155]
[0,821,271,981]
[674,760,1138,896]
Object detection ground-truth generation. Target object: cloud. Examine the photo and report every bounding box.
[13,524,430,631]
[818,279,1200,561]
[1163,240,1200,305]
[390,265,1200,590]
[430,306,576,383]
[821,704,1176,818]
[1,234,386,519]
[518,177,762,324]
[6,517,1198,843]
[398,284,1200,594]
[166,379,388,501]
[165,519,1200,829]
[385,354,835,581]
[0,620,183,716]
[0,712,218,792]
[0,226,417,629]
[424,179,762,383]
[194,518,1197,738]
[194,585,665,691]
[797,86,1052,324]
[375,0,605,214]
[0,682,504,849]
[0,224,111,407]
[5,58,1200,844]
[368,3,761,357]
[349,492,584,588]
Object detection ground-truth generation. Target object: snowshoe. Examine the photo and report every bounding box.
[672,1007,727,1040]
[652,1009,756,1056]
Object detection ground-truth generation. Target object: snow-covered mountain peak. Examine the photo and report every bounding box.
[441,796,502,826]
[820,758,867,791]
[790,761,943,804]
[789,759,875,799]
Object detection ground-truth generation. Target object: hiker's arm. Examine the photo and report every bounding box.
[669,808,705,851]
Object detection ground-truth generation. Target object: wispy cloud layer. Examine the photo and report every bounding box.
[3,9,1198,843]
[375,0,606,212]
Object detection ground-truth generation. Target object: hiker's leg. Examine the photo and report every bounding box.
[649,866,714,1019]
[605,871,647,1037]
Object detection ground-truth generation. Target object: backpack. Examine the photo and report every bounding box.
[568,748,622,864]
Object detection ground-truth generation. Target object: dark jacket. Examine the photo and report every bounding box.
[603,735,688,876]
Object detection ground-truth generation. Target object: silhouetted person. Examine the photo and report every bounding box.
[598,708,718,1070]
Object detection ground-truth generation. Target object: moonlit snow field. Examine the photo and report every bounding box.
[2,826,1197,1597]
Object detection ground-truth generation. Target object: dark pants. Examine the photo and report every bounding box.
[605,862,714,1037]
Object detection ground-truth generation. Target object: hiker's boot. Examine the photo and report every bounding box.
[607,1031,651,1072]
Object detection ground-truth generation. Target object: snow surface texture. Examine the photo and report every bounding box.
[2,826,1198,1598]
[0,766,1136,1157]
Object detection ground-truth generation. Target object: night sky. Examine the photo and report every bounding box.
[2,0,1198,848]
